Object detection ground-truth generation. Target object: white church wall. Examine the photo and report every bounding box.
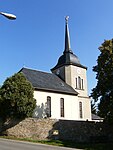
[33,90,81,120]
[78,96,92,121]
[33,90,91,121]
[65,65,92,121]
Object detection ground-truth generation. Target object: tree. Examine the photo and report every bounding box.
[0,73,36,120]
[91,39,113,124]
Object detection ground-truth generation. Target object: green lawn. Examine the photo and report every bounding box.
[0,136,113,150]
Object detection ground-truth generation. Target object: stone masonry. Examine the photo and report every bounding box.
[0,118,113,143]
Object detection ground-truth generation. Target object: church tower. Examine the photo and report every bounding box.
[51,16,89,98]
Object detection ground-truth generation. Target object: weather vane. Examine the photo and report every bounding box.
[65,16,69,24]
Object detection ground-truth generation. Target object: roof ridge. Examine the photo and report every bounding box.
[21,67,52,75]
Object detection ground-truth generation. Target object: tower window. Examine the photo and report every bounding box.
[79,102,83,118]
[75,77,84,90]
[78,76,81,89]
[47,96,51,117]
[75,77,78,89]
[60,98,64,117]
[81,79,84,90]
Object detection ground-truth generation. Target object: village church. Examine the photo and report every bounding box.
[20,16,92,121]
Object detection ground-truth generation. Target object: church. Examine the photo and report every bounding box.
[20,16,92,121]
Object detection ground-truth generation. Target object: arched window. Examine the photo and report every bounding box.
[81,79,84,90]
[60,98,64,117]
[78,76,81,89]
[75,77,77,89]
[79,102,83,118]
[47,96,51,117]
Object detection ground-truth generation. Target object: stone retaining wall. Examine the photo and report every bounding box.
[0,118,113,143]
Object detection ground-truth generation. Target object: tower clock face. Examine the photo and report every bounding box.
[77,68,81,74]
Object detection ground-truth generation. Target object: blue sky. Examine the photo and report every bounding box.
[1,0,113,94]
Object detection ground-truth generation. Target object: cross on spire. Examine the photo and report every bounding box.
[65,16,69,24]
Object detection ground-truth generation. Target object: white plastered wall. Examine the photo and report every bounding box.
[65,65,92,121]
[78,96,92,121]
[33,90,91,121]
[33,90,79,120]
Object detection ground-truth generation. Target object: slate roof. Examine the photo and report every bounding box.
[20,68,78,95]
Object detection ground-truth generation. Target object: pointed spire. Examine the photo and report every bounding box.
[64,16,73,54]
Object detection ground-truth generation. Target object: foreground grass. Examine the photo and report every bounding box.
[0,136,113,150]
